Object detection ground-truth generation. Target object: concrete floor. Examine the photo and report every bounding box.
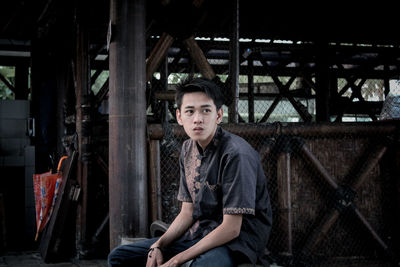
[0,251,107,267]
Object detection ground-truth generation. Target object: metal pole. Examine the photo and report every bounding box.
[109,0,148,250]
[248,56,255,123]
[228,0,239,123]
[315,41,330,122]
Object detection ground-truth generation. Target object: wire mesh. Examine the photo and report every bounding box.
[156,122,399,266]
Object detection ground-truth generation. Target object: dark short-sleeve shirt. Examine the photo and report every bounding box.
[177,127,272,265]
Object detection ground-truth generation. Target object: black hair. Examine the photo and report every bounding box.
[175,77,225,110]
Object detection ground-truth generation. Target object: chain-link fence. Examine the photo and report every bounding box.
[153,121,399,267]
[145,36,400,266]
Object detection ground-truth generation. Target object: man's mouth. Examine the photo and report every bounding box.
[193,127,203,133]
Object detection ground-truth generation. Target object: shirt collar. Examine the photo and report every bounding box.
[196,126,222,156]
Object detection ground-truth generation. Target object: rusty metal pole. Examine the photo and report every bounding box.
[109,0,148,250]
[74,1,93,254]
[228,0,239,123]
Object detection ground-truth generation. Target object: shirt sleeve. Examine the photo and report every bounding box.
[221,152,258,216]
[177,143,192,202]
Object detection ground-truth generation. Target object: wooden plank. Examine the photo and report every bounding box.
[146,32,175,82]
[39,151,79,263]
[182,36,215,80]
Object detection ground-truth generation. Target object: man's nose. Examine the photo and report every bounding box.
[193,111,203,123]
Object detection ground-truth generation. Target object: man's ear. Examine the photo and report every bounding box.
[217,107,223,124]
[176,109,183,125]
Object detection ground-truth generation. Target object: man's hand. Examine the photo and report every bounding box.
[146,202,194,266]
[146,247,163,267]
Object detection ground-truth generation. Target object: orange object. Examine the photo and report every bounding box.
[33,156,68,241]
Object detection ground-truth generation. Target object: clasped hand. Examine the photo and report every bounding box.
[146,248,182,267]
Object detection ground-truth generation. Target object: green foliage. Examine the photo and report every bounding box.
[0,66,15,100]
[91,70,109,95]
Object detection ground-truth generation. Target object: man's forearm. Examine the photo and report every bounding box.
[171,214,242,264]
[153,202,194,248]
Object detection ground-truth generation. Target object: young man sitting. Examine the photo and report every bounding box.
[108,77,272,267]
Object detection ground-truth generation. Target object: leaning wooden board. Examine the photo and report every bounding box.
[39,151,80,262]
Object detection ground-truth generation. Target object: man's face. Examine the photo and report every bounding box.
[176,92,223,149]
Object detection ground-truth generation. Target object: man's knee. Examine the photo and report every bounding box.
[108,245,133,266]
[107,246,121,266]
[107,244,142,266]
[190,246,233,267]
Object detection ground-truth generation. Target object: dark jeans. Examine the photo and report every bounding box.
[108,237,234,267]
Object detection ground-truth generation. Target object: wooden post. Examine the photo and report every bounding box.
[277,147,293,256]
[149,140,162,222]
[182,36,215,80]
[228,0,239,123]
[30,35,57,173]
[109,0,148,250]
[74,4,91,253]
[55,54,70,159]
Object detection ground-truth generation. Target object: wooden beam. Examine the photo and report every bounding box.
[147,121,398,140]
[146,32,175,82]
[259,95,282,123]
[182,36,215,80]
[258,58,313,122]
[149,140,162,222]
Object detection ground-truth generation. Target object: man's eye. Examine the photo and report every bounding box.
[185,110,194,114]
[203,109,211,113]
